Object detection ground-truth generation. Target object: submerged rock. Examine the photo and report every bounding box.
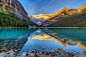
[0,53,8,57]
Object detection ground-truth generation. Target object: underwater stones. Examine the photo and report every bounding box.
[10,55,16,57]
[15,50,17,52]
[8,50,16,57]
[0,53,8,57]
[6,52,10,54]
[9,50,14,53]
[0,50,16,57]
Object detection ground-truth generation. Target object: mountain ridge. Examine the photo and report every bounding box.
[0,0,29,20]
[32,4,86,21]
[77,4,86,12]
[41,4,86,27]
[0,0,34,27]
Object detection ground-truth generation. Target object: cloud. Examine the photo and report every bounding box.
[23,0,86,15]
[38,0,56,13]
[28,8,35,15]
[28,4,32,7]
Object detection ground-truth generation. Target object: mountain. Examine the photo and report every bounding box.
[0,0,29,20]
[32,7,69,20]
[0,10,34,27]
[0,0,34,27]
[48,13,86,27]
[29,16,46,26]
[77,4,86,12]
[41,4,86,27]
[32,14,51,20]
[32,34,86,50]
[29,7,70,26]
[31,7,69,20]
[31,7,80,26]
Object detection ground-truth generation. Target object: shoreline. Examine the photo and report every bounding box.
[0,48,86,57]
[0,27,27,29]
[1,26,86,29]
[36,27,86,28]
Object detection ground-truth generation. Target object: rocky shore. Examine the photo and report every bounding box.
[0,48,86,57]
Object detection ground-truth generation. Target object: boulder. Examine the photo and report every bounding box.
[79,51,86,55]
[0,53,9,57]
[73,54,86,57]
[21,52,27,56]
[57,48,67,54]
[68,52,78,56]
[30,53,35,57]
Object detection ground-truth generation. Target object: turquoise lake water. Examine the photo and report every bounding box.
[0,28,86,54]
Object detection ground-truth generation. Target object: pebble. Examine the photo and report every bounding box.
[0,48,86,57]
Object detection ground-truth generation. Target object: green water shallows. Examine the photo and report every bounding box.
[0,28,86,54]
[0,28,36,52]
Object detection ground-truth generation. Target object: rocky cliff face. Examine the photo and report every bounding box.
[0,0,29,20]
[29,16,46,26]
[66,9,79,15]
[32,14,51,20]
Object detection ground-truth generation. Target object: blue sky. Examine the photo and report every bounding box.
[18,0,86,16]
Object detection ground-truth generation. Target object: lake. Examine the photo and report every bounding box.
[0,28,86,55]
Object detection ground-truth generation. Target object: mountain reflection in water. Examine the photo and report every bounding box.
[18,28,86,54]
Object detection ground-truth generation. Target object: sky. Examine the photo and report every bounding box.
[18,0,86,16]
